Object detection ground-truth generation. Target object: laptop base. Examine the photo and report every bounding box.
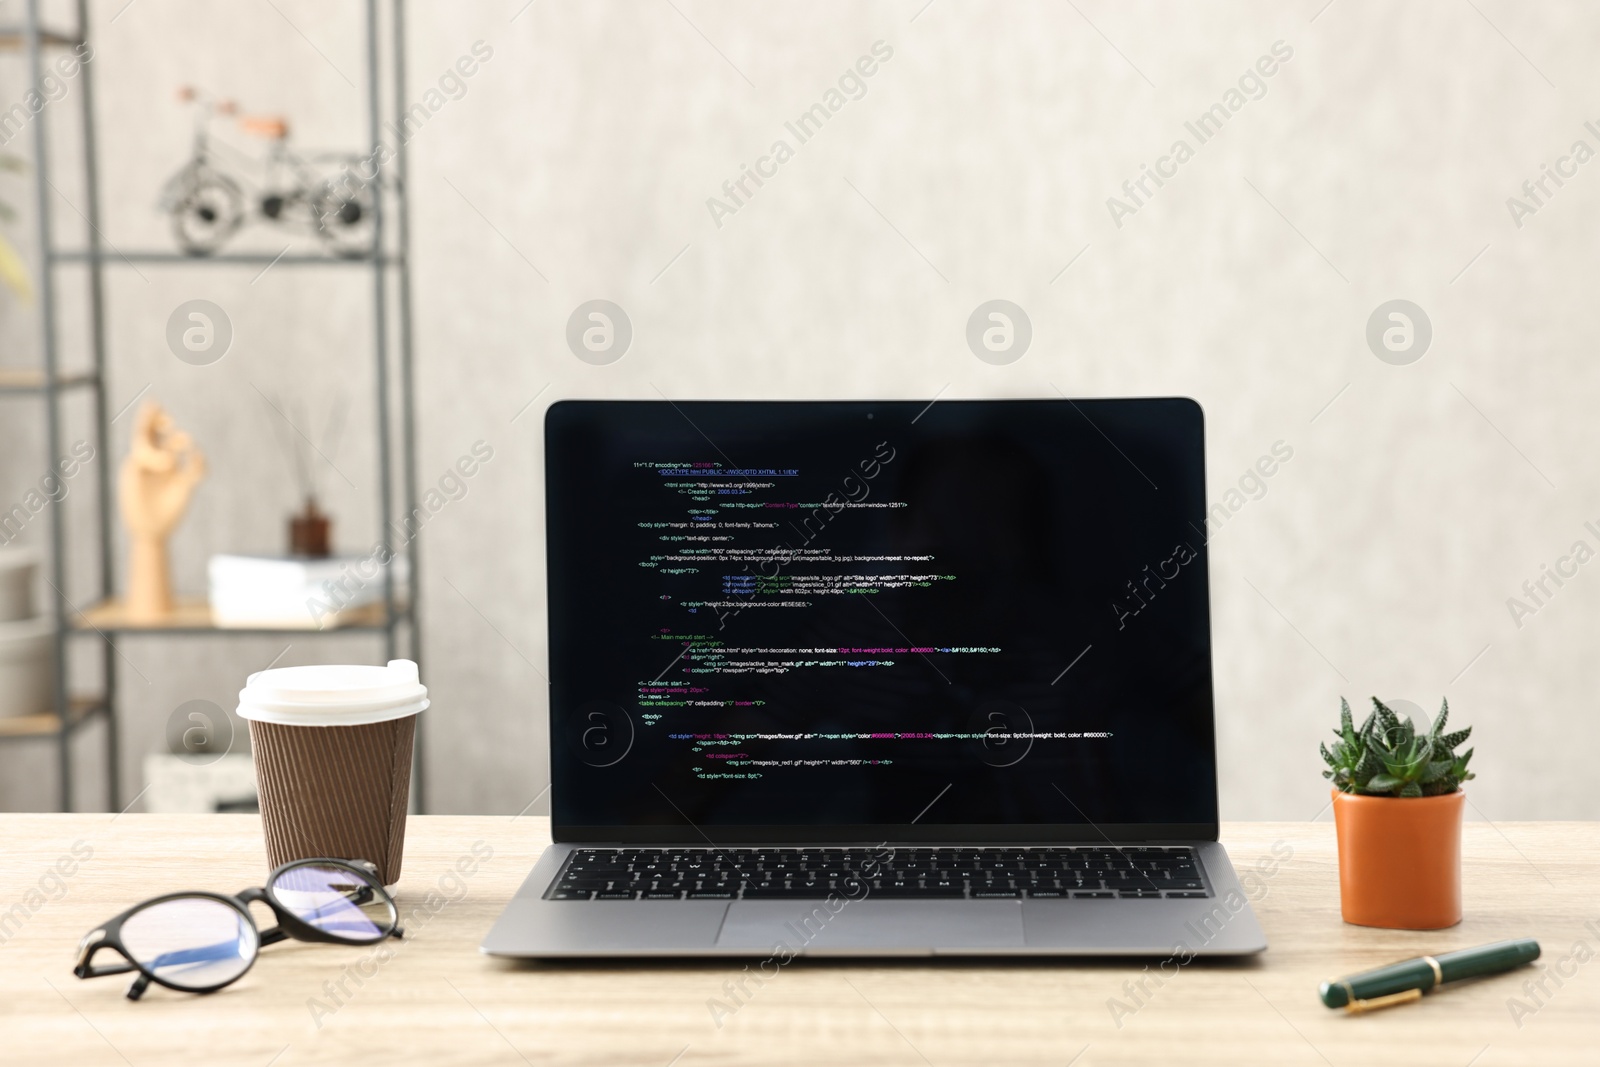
[481,842,1266,958]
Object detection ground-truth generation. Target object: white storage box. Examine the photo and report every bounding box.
[0,616,54,718]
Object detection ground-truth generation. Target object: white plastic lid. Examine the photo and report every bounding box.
[236,659,428,726]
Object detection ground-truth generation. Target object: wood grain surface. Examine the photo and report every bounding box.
[1,815,1594,1066]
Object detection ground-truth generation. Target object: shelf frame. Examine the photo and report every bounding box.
[0,699,108,740]
[4,0,424,813]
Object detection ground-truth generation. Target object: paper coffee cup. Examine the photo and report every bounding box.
[237,659,427,886]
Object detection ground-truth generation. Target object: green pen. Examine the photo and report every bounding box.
[1320,939,1541,1013]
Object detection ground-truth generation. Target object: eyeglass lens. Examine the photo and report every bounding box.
[119,897,257,991]
[270,862,393,941]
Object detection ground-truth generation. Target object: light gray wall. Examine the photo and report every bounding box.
[2,0,1597,822]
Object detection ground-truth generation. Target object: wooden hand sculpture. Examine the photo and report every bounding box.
[119,402,206,621]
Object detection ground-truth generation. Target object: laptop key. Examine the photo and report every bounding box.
[1166,891,1209,899]
[687,890,736,899]
[1072,891,1115,899]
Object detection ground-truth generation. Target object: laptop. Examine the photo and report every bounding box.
[481,397,1266,957]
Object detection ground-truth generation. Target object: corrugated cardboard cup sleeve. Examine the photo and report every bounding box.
[249,715,414,886]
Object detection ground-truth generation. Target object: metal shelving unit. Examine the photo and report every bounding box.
[1,0,425,812]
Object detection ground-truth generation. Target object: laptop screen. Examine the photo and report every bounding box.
[545,399,1218,843]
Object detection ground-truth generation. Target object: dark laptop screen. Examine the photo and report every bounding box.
[545,399,1218,842]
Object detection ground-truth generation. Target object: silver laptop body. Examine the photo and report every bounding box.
[483,399,1267,958]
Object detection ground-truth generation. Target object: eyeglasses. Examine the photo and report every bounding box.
[74,858,404,1000]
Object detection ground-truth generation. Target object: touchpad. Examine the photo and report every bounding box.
[716,900,1024,952]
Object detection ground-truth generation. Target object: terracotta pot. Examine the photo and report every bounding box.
[1332,788,1464,929]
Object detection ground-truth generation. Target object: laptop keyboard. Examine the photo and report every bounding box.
[546,846,1210,900]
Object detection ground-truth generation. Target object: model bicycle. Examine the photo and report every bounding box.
[159,87,375,257]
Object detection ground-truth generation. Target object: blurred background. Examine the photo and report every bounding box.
[0,0,1596,822]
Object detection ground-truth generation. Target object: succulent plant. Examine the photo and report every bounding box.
[1321,697,1474,798]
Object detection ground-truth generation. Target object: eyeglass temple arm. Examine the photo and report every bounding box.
[331,884,404,936]
[72,938,150,999]
[121,939,255,999]
[74,955,137,980]
[74,934,137,980]
[304,883,404,938]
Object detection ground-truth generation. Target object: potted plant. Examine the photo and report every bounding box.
[1321,697,1475,929]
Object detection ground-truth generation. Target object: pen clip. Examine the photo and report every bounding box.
[1346,988,1423,1014]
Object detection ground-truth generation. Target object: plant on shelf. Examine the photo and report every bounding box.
[1324,696,1477,931]
[1321,697,1474,798]
[264,391,348,558]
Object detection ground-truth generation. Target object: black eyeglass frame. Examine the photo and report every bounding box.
[73,857,404,1000]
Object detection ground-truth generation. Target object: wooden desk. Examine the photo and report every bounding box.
[1,816,1594,1066]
